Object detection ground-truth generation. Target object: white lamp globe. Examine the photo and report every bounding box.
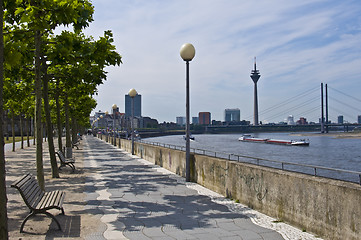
[180,43,196,61]
[128,88,138,98]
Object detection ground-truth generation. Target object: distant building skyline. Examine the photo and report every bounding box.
[93,98,361,126]
[338,115,344,124]
[199,112,211,125]
[297,117,308,125]
[225,108,240,122]
[125,94,141,117]
[176,117,186,126]
[287,115,295,125]
[91,108,361,129]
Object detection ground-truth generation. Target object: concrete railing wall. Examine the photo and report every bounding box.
[99,135,360,240]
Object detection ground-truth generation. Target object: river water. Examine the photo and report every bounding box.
[146,132,361,183]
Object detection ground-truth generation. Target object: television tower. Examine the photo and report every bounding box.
[250,57,261,125]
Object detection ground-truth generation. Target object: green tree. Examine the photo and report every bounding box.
[41,55,59,177]
[9,0,94,189]
[2,23,32,151]
[0,0,8,238]
[48,30,121,153]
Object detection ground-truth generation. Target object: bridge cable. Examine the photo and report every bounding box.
[244,86,319,120]
[259,87,319,115]
[263,96,320,122]
[329,96,361,113]
[328,86,361,103]
[328,106,356,121]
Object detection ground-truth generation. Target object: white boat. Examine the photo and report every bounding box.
[290,139,309,146]
[183,135,195,141]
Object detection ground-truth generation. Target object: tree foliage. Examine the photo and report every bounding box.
[0,1,122,237]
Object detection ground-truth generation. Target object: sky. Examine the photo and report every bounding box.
[83,0,361,124]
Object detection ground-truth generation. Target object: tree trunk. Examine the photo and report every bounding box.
[4,110,8,141]
[32,117,35,145]
[0,0,9,237]
[42,61,59,178]
[35,30,44,190]
[55,81,63,153]
[26,117,30,147]
[64,93,72,158]
[20,113,24,149]
[43,123,46,142]
[11,112,15,152]
[71,116,77,144]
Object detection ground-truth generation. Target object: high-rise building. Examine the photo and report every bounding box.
[192,117,199,125]
[287,115,295,125]
[125,93,141,117]
[338,115,344,124]
[199,112,211,125]
[358,115,361,124]
[176,117,186,126]
[224,109,240,122]
[297,117,308,125]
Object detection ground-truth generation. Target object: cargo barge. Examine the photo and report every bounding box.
[238,135,309,146]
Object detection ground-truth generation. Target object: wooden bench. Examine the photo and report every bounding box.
[72,140,80,149]
[72,135,82,149]
[11,173,65,232]
[56,150,75,171]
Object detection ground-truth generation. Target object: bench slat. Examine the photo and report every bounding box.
[12,174,32,188]
[12,174,44,210]
[21,179,42,202]
[53,191,65,208]
[24,180,43,208]
[38,191,60,209]
[52,191,64,206]
[16,176,38,198]
[37,191,54,209]
[58,191,66,207]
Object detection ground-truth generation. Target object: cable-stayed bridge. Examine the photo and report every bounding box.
[245,84,361,126]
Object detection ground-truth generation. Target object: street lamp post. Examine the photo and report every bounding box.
[180,43,195,182]
[128,88,137,155]
[99,115,106,140]
[104,111,109,142]
[93,120,97,137]
[112,104,117,146]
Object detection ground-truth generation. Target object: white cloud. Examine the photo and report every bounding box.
[85,0,361,123]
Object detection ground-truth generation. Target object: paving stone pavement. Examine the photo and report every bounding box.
[82,136,285,240]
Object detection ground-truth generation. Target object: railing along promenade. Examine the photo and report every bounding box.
[139,139,361,185]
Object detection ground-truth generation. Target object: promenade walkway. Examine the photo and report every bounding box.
[6,136,319,239]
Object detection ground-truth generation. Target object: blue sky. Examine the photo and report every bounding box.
[85,0,361,123]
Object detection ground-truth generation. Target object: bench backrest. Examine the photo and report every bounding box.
[11,173,44,210]
[56,150,66,163]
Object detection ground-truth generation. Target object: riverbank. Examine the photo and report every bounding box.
[292,132,361,139]
[118,136,359,240]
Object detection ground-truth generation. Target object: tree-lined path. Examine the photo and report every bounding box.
[6,135,321,239]
[1,2,122,237]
